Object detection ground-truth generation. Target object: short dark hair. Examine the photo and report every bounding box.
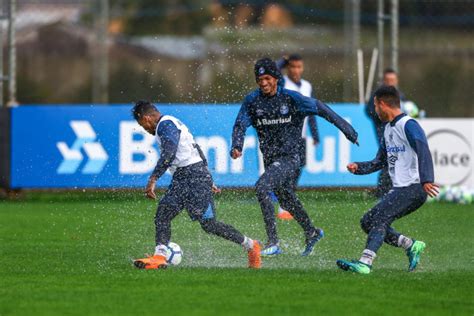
[383,67,397,76]
[132,100,158,120]
[288,54,303,62]
[374,85,400,108]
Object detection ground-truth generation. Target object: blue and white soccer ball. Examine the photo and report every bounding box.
[165,242,183,266]
[401,101,419,118]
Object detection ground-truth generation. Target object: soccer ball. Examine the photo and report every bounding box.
[401,101,419,118]
[166,242,183,266]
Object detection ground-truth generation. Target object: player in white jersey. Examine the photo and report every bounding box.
[131,101,261,270]
[274,54,320,220]
[336,86,439,274]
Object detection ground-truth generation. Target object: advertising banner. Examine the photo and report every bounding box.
[10,104,378,188]
[419,119,474,189]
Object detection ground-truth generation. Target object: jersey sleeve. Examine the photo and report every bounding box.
[354,138,387,174]
[287,90,358,144]
[404,119,434,184]
[307,115,320,143]
[275,57,288,71]
[231,98,252,153]
[149,120,181,181]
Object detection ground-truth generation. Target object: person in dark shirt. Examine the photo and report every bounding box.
[231,58,359,256]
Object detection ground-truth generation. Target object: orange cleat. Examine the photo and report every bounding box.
[133,254,168,270]
[277,209,294,220]
[248,241,262,269]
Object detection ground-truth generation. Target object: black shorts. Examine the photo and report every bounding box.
[159,161,215,221]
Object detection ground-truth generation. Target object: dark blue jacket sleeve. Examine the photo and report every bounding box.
[275,57,288,71]
[355,138,387,174]
[307,115,319,143]
[150,120,180,180]
[288,90,358,144]
[405,119,434,184]
[231,99,251,153]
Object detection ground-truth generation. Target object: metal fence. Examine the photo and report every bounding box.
[1,0,473,117]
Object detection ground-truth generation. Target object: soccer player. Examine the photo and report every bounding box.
[366,68,406,198]
[337,86,439,274]
[231,58,359,256]
[132,101,261,269]
[273,54,320,220]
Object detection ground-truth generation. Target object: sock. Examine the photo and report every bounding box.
[154,244,168,257]
[241,236,254,251]
[398,235,414,250]
[359,249,376,266]
[278,206,285,214]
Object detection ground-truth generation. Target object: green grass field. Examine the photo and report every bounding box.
[1,190,473,315]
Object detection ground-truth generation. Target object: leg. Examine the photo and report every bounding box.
[133,184,182,270]
[255,165,287,245]
[183,164,261,268]
[362,185,427,251]
[276,184,316,240]
[199,217,245,245]
[155,184,183,245]
[154,203,181,245]
[183,163,246,246]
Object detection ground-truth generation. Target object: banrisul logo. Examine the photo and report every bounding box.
[56,121,108,174]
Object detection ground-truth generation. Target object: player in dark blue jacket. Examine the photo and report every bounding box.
[231,58,359,256]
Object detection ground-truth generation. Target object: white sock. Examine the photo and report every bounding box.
[241,236,254,251]
[278,206,285,214]
[154,244,168,257]
[359,249,376,266]
[398,235,413,250]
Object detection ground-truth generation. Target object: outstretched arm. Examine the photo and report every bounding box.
[231,100,251,159]
[307,115,320,144]
[275,56,288,71]
[350,141,387,175]
[289,90,358,145]
[145,121,180,200]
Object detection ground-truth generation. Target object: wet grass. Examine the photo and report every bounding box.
[1,190,473,315]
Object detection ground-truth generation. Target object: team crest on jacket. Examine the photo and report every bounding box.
[280,105,289,115]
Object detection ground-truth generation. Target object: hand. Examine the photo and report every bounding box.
[423,183,439,198]
[231,149,242,159]
[211,184,222,194]
[347,163,358,174]
[145,179,157,200]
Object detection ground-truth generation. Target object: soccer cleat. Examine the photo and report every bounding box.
[336,259,371,274]
[277,209,294,220]
[247,241,262,269]
[301,229,324,256]
[133,254,168,270]
[260,243,283,256]
[407,240,426,271]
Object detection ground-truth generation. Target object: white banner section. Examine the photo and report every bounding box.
[419,119,474,188]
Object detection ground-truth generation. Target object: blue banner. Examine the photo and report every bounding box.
[10,104,378,188]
